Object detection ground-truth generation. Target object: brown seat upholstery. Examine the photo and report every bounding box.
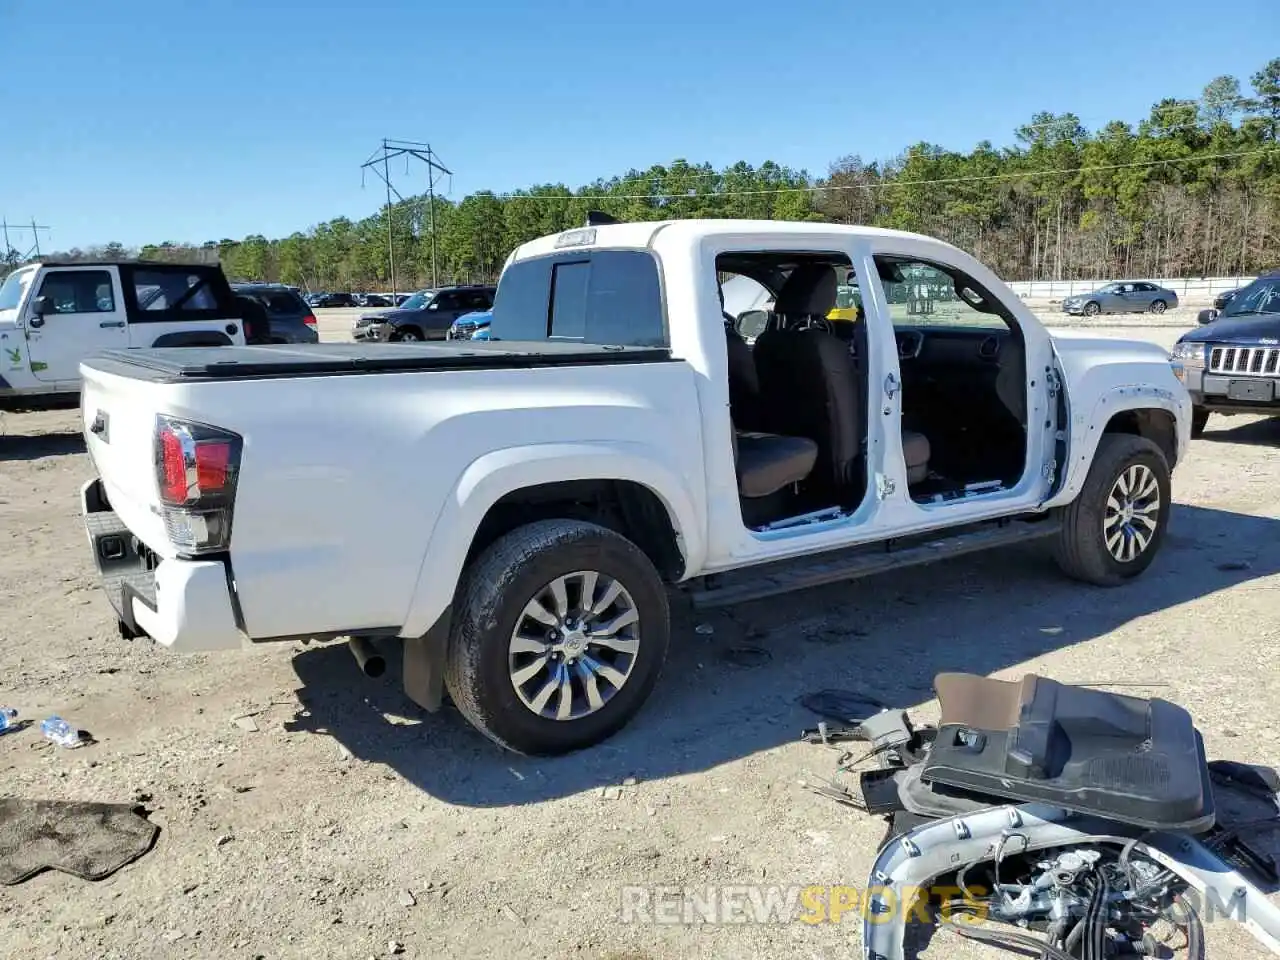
[725,323,765,431]
[732,431,818,499]
[903,430,931,485]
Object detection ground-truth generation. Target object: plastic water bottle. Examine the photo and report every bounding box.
[0,708,17,735]
[41,716,82,748]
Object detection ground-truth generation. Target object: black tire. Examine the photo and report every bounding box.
[1053,434,1171,586]
[1150,299,1168,314]
[444,519,670,755]
[1082,301,1101,317]
[395,327,424,342]
[1191,406,1209,438]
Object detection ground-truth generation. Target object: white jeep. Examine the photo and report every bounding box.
[78,219,1191,754]
[0,260,246,411]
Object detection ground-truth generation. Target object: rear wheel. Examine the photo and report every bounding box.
[1150,299,1168,314]
[444,519,670,755]
[1082,301,1101,317]
[1053,434,1170,586]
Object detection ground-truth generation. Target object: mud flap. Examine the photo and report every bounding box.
[401,611,450,713]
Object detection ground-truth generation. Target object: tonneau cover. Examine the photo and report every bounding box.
[83,341,672,383]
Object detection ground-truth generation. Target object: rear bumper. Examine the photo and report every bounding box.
[81,479,244,652]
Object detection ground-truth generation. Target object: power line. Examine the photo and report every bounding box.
[486,146,1279,202]
[518,94,1266,192]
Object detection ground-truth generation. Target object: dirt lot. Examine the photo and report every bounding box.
[2,321,1279,960]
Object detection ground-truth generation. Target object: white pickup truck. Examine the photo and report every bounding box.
[78,219,1191,754]
[0,260,246,411]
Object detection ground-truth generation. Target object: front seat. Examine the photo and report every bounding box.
[902,431,931,485]
[752,265,864,494]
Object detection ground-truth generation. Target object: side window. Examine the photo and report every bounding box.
[432,292,461,311]
[874,258,1011,331]
[37,270,115,314]
[464,291,492,309]
[491,251,666,346]
[133,270,217,312]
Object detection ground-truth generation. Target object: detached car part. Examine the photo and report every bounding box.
[799,673,1280,959]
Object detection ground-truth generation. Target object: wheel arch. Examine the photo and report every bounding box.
[1044,389,1186,509]
[396,442,704,640]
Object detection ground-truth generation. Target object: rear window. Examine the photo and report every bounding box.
[248,290,306,315]
[491,250,665,346]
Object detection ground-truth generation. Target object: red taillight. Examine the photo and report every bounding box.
[154,417,242,553]
[159,428,187,503]
[196,442,232,493]
[303,313,317,327]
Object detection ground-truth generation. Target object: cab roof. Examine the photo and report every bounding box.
[508,218,960,263]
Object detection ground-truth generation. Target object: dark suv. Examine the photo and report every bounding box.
[352,285,496,342]
[314,292,358,308]
[231,283,320,344]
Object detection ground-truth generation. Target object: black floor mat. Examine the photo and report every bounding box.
[0,799,159,884]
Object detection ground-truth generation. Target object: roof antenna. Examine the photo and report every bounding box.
[584,211,620,227]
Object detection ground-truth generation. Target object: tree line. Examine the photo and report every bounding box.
[14,58,1280,290]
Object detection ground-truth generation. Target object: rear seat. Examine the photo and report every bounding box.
[732,430,818,499]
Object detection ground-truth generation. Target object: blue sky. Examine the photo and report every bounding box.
[2,0,1275,250]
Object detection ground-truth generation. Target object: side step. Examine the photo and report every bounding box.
[685,518,1059,609]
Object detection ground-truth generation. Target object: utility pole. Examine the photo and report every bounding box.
[360,139,452,295]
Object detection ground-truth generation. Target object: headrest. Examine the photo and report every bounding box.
[774,264,839,316]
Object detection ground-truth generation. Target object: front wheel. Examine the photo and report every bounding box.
[395,327,424,342]
[1191,407,1209,438]
[1150,299,1168,314]
[1053,434,1171,586]
[444,519,670,755]
[1082,301,1101,317]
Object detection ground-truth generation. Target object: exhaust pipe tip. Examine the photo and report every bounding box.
[348,635,386,678]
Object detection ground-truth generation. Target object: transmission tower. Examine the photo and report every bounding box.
[360,139,452,294]
[2,218,51,263]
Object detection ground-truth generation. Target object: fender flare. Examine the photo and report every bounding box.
[1044,385,1189,508]
[396,441,705,640]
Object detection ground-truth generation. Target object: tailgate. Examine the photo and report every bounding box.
[80,363,174,556]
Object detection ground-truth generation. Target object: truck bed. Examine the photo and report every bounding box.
[83,340,672,382]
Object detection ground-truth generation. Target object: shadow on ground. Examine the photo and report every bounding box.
[1200,415,1280,446]
[0,431,85,462]
[288,502,1280,808]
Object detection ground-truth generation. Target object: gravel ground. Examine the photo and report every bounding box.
[1,320,1278,960]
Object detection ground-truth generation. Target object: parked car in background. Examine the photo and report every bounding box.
[393,293,412,306]
[1061,282,1180,316]
[1170,270,1280,436]
[231,283,319,344]
[313,292,358,308]
[1213,287,1243,311]
[352,285,495,342]
[0,259,245,411]
[360,294,393,308]
[446,309,492,340]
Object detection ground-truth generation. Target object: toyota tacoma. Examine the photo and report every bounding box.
[78,219,1191,754]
